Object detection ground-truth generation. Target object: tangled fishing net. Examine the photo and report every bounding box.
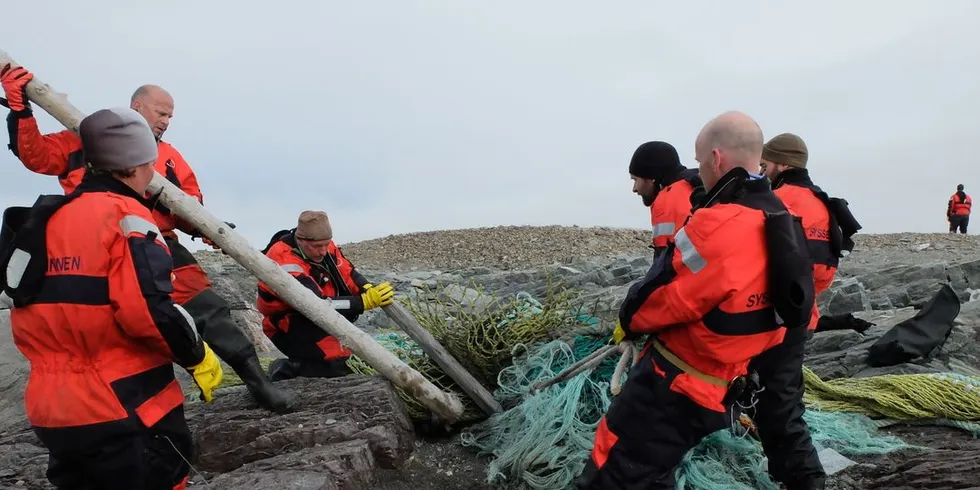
[339,282,980,489]
[345,279,601,422]
[457,336,920,490]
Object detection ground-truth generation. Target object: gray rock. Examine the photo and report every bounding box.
[0,311,27,433]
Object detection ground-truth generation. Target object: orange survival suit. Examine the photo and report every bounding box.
[576,168,815,490]
[4,101,292,413]
[948,187,971,234]
[0,172,206,490]
[649,168,704,251]
[257,229,371,381]
[743,166,862,490]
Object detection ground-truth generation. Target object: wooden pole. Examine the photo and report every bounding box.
[0,49,466,423]
[528,343,619,395]
[382,302,502,415]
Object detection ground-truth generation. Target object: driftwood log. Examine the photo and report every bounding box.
[382,302,502,416]
[0,48,465,424]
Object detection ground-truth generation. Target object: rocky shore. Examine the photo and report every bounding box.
[2,226,979,489]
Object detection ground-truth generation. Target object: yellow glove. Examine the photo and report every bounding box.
[611,321,627,345]
[361,281,395,310]
[187,343,223,403]
[362,283,374,289]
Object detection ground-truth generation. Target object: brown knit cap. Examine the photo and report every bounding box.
[762,133,808,169]
[296,210,333,241]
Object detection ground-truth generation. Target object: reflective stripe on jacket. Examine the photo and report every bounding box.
[620,168,793,413]
[8,173,205,454]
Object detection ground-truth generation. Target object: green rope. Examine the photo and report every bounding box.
[802,366,980,421]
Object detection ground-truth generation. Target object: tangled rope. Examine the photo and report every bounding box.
[802,367,980,421]
[337,285,980,488]
[348,287,601,422]
[460,336,915,490]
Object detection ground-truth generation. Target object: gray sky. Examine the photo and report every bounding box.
[2,1,978,252]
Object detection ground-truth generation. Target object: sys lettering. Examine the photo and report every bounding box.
[746,291,770,308]
[48,256,82,272]
[806,227,830,240]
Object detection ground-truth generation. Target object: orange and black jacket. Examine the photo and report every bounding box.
[650,168,704,250]
[948,192,972,216]
[771,168,839,331]
[3,172,205,454]
[256,231,370,360]
[619,168,802,413]
[6,111,204,237]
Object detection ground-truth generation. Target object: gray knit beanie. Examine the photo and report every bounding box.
[79,107,158,170]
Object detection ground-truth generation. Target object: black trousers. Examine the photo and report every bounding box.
[44,410,192,490]
[949,215,969,234]
[575,345,731,490]
[166,237,258,367]
[745,325,825,489]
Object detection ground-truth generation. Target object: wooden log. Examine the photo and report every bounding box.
[382,302,502,416]
[528,343,619,395]
[0,49,465,424]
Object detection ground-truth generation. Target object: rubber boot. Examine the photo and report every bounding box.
[231,354,297,414]
[181,288,296,414]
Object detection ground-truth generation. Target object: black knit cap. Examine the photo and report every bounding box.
[628,141,681,181]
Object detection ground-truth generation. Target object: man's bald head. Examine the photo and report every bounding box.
[694,111,764,191]
[129,84,174,140]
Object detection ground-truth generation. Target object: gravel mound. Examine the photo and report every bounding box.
[338,225,653,272]
[338,226,980,272]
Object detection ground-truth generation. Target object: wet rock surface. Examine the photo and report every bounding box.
[4,227,980,489]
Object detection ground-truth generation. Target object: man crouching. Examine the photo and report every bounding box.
[257,210,394,381]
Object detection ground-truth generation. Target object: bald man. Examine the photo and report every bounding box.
[578,111,815,490]
[1,64,296,413]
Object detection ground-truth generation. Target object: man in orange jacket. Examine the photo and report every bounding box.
[258,210,395,380]
[628,141,703,255]
[1,107,223,490]
[1,63,295,413]
[753,132,861,490]
[577,111,815,490]
[947,184,971,234]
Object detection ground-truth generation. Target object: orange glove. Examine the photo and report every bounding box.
[0,64,33,112]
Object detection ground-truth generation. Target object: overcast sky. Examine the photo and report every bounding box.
[1,1,977,252]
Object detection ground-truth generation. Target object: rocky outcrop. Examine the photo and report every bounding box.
[804,307,980,379]
[0,310,27,432]
[0,375,415,489]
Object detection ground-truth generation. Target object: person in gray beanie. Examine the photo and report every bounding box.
[78,107,159,190]
[0,106,225,489]
[2,68,296,415]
